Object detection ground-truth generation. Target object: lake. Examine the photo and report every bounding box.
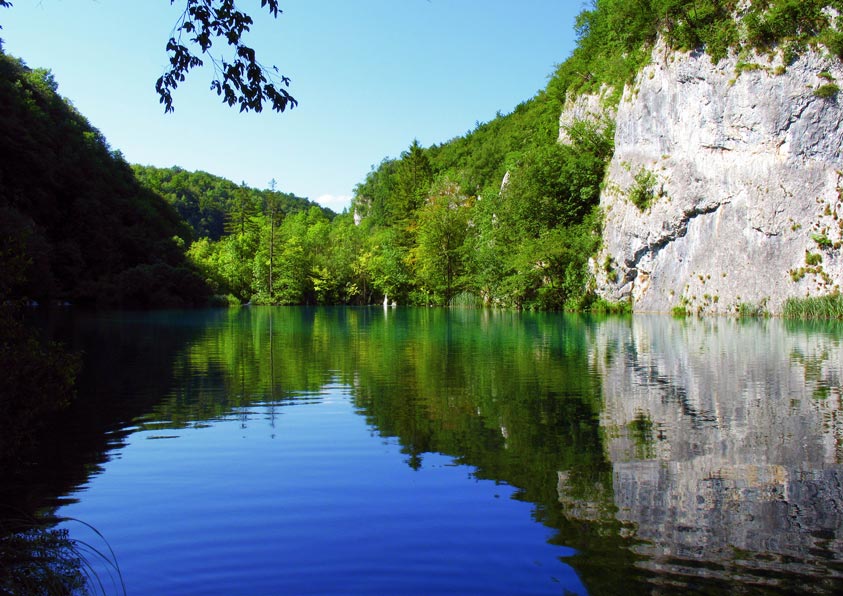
[5,307,843,594]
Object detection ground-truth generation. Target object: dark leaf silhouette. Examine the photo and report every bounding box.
[159,0,296,114]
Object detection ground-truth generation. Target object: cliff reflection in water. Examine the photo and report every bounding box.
[26,308,843,594]
[574,316,843,589]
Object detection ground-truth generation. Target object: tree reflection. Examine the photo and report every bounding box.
[12,308,843,594]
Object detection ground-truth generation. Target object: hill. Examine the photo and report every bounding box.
[350,0,843,313]
[0,50,209,308]
[132,165,330,242]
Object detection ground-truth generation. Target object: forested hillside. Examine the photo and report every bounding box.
[347,0,843,310]
[0,50,208,308]
[132,166,326,241]
[5,1,841,311]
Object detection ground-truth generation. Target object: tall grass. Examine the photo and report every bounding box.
[449,291,483,308]
[737,301,769,318]
[782,294,843,320]
[0,512,126,596]
[589,297,632,315]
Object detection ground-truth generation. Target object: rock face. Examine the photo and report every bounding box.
[592,42,843,314]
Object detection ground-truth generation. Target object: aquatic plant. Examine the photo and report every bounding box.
[0,513,125,596]
[589,297,632,315]
[782,294,843,319]
[449,291,483,308]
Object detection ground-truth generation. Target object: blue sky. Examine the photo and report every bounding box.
[2,1,582,212]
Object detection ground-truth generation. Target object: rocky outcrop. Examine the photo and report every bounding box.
[558,86,615,145]
[592,41,843,314]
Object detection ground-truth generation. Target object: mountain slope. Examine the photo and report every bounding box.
[0,51,209,307]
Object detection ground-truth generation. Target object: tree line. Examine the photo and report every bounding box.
[136,110,611,311]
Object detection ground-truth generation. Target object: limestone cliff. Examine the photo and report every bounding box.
[588,42,843,314]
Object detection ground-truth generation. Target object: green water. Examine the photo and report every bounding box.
[5,308,843,594]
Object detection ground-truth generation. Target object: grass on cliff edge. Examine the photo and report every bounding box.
[782,294,843,319]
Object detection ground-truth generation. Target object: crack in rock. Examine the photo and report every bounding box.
[625,201,725,272]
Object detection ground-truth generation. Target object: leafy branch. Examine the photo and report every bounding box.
[157,0,297,114]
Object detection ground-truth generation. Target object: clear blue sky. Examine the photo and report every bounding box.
[2,1,583,212]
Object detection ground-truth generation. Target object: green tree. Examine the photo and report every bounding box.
[224,182,259,237]
[351,158,400,226]
[410,177,472,305]
[321,213,365,304]
[263,182,284,303]
[367,227,412,304]
[394,140,433,222]
[219,232,258,301]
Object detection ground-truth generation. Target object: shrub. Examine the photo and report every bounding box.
[814,83,840,99]
[629,168,659,211]
[590,297,632,315]
[812,233,833,247]
[737,301,769,318]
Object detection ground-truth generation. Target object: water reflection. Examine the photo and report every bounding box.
[9,309,843,594]
[580,316,843,591]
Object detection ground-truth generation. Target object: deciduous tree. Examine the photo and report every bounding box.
[159,0,296,113]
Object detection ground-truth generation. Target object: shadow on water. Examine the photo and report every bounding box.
[1,309,214,512]
[4,308,843,593]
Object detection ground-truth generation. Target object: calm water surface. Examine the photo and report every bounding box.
[8,308,843,594]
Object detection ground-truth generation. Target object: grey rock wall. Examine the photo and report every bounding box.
[592,42,843,314]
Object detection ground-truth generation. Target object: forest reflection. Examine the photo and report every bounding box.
[125,307,843,591]
[30,308,843,593]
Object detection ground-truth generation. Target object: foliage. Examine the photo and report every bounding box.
[547,0,843,106]
[132,165,324,241]
[589,297,632,314]
[174,102,610,310]
[0,50,210,307]
[737,301,770,318]
[629,167,660,211]
[158,0,295,113]
[812,232,834,247]
[18,1,843,313]
[0,1,294,113]
[814,82,840,97]
[0,304,79,468]
[0,515,125,596]
[410,176,472,305]
[346,86,611,310]
[0,524,87,595]
[449,291,483,308]
[782,293,843,319]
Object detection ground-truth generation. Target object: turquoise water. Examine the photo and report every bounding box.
[7,308,843,594]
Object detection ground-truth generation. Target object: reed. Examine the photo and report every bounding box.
[449,291,483,308]
[737,301,769,318]
[0,513,125,596]
[782,294,843,320]
[589,297,632,315]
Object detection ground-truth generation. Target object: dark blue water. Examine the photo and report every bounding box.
[7,308,843,594]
